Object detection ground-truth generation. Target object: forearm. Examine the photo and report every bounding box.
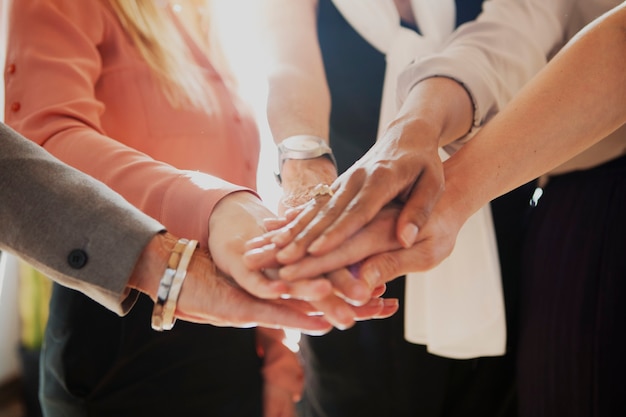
[263,0,330,142]
[267,68,330,142]
[444,4,626,220]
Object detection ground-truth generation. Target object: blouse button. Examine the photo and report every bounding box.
[10,102,21,112]
[6,63,16,74]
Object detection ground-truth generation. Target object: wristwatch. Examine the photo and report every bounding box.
[275,135,337,185]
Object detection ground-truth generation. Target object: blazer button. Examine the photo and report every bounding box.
[67,249,89,269]
[6,63,16,74]
[10,102,21,112]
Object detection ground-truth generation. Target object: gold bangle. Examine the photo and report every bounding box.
[151,238,197,331]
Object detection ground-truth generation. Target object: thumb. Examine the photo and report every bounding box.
[359,251,404,289]
[396,169,444,247]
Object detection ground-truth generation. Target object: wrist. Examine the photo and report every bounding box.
[402,77,473,146]
[280,158,337,190]
[275,135,337,185]
[278,158,338,209]
[443,157,489,225]
[127,232,177,301]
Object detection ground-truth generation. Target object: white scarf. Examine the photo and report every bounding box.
[331,0,506,359]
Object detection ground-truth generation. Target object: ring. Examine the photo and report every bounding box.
[311,183,334,199]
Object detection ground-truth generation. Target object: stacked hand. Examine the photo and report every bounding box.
[241,112,454,313]
[206,190,399,332]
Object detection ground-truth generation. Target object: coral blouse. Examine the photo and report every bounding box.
[4,0,261,247]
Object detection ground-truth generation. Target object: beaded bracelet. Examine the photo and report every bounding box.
[151,238,198,331]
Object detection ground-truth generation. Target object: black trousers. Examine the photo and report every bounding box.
[40,286,263,417]
[518,155,626,417]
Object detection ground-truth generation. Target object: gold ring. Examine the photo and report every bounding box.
[311,183,334,199]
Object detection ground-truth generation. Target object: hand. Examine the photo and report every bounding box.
[130,232,334,335]
[245,196,463,292]
[350,178,472,288]
[258,328,302,417]
[267,116,444,265]
[209,191,397,329]
[245,239,398,329]
[321,196,464,290]
[177,248,334,335]
[263,383,297,417]
[245,204,399,329]
[245,204,404,285]
[208,190,334,302]
[278,157,338,214]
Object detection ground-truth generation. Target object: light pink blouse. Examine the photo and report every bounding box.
[4,0,261,247]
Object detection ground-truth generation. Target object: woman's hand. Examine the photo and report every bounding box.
[245,191,466,293]
[208,191,398,329]
[266,117,444,266]
[208,190,334,301]
[131,232,334,335]
[278,157,338,214]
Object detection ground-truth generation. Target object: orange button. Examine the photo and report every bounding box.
[10,102,21,112]
[6,63,15,74]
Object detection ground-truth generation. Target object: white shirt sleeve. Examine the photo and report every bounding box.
[398,0,575,133]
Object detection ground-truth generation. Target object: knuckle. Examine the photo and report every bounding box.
[343,201,373,225]
[375,253,402,277]
[369,163,395,184]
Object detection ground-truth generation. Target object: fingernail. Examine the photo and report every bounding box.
[271,232,289,246]
[363,267,381,289]
[279,264,296,279]
[308,235,327,254]
[348,262,362,278]
[334,308,355,331]
[263,268,280,280]
[400,223,419,248]
[276,243,298,263]
[383,298,399,308]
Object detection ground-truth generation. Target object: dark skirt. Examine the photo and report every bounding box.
[40,285,263,417]
[518,155,626,417]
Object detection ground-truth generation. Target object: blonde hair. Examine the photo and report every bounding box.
[108,0,216,109]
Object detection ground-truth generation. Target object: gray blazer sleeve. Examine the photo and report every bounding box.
[0,123,165,315]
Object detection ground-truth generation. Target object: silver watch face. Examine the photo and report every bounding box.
[283,135,324,152]
[276,135,336,184]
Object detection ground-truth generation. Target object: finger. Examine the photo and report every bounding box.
[354,298,399,320]
[325,268,372,306]
[276,171,378,263]
[371,284,386,298]
[396,168,445,247]
[177,284,333,335]
[273,202,351,264]
[228,268,292,299]
[245,233,277,251]
[306,172,399,256]
[281,277,334,301]
[243,243,281,270]
[263,217,290,231]
[279,208,401,281]
[308,295,357,330]
[271,199,321,248]
[283,205,305,221]
[359,242,448,289]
